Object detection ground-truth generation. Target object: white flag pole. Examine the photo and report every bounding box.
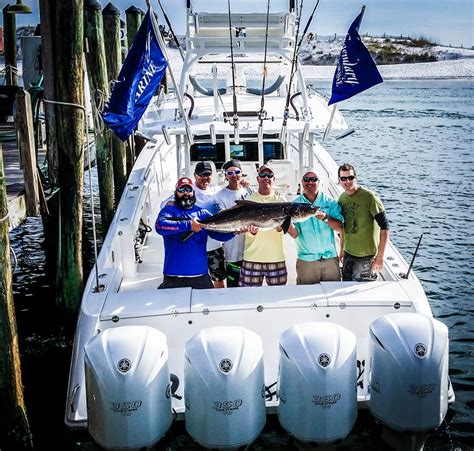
[323,104,337,141]
[146,0,194,145]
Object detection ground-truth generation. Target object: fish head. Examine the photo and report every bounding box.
[291,203,320,222]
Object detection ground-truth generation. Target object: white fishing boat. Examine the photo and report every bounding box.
[65,1,454,448]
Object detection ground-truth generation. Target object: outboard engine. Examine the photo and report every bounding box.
[184,326,266,448]
[84,325,172,449]
[368,313,449,431]
[278,322,357,443]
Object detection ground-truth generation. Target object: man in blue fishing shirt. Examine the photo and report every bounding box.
[156,177,235,289]
[288,169,344,284]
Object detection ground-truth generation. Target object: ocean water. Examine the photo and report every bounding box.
[8,79,474,450]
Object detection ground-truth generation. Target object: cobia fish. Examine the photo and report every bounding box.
[180,200,319,241]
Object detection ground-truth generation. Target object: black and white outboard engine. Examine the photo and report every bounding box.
[184,326,266,448]
[84,325,172,449]
[368,313,449,431]
[278,322,357,443]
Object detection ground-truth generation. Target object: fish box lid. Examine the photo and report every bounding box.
[100,288,192,321]
[190,284,327,313]
[322,281,414,308]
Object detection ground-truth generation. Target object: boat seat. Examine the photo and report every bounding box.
[267,159,297,194]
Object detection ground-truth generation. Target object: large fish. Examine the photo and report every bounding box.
[181,200,319,241]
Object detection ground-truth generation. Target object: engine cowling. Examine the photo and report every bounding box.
[85,325,172,449]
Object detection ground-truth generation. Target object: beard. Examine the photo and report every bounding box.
[175,192,196,209]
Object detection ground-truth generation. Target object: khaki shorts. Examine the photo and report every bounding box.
[296,257,341,285]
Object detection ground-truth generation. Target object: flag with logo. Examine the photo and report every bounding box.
[102,9,168,141]
[328,7,383,106]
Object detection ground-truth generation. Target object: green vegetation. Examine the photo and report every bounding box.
[366,37,437,64]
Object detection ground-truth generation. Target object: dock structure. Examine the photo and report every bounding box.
[1,123,42,231]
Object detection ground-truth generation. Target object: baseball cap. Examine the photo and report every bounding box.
[176,177,193,189]
[194,161,213,176]
[258,164,274,175]
[222,159,242,171]
[302,168,318,177]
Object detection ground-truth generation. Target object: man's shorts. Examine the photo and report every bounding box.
[342,253,378,282]
[238,260,287,287]
[207,247,226,282]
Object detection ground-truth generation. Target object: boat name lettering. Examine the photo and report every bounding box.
[312,393,341,409]
[408,383,436,397]
[110,400,143,416]
[213,399,243,415]
[135,60,159,102]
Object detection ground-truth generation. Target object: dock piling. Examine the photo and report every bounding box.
[0,143,33,449]
[103,2,127,201]
[15,89,40,216]
[84,0,115,231]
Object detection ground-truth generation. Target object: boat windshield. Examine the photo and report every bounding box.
[190,138,284,165]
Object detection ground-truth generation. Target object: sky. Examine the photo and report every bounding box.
[1,0,473,48]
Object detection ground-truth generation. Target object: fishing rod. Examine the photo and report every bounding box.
[281,0,320,138]
[402,229,430,279]
[156,0,185,61]
[258,0,271,127]
[227,0,239,143]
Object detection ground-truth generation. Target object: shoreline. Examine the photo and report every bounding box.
[1,55,473,83]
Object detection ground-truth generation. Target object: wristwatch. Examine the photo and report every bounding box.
[323,213,329,223]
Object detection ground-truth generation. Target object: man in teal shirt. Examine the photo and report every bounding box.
[288,169,344,284]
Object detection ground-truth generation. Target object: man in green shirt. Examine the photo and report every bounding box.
[338,163,389,281]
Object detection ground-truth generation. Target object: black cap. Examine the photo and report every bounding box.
[222,159,242,171]
[195,161,213,176]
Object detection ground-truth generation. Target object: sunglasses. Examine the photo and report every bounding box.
[303,176,319,183]
[258,172,274,179]
[177,186,193,193]
[226,169,242,176]
[196,173,212,178]
[339,175,355,181]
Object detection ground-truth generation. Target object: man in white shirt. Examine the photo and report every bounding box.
[214,159,255,287]
[193,161,226,288]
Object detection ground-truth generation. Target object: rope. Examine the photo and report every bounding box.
[0,212,10,223]
[91,89,107,134]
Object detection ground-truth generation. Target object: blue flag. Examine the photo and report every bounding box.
[328,9,383,106]
[102,10,168,141]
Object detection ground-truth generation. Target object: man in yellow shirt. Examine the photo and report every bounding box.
[238,165,294,287]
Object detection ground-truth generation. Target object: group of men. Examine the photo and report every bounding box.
[155,159,389,289]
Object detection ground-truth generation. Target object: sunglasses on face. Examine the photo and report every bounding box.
[258,172,274,179]
[197,173,212,178]
[303,176,319,183]
[177,186,193,193]
[226,169,242,176]
[339,175,355,181]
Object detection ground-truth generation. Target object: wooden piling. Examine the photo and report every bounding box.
[84,0,115,231]
[103,2,127,201]
[125,5,143,50]
[39,0,59,188]
[42,0,85,314]
[2,5,18,86]
[0,143,33,449]
[15,89,40,216]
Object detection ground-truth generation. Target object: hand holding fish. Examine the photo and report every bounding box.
[190,218,204,232]
[248,224,259,235]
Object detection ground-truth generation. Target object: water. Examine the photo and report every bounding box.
[8,79,474,450]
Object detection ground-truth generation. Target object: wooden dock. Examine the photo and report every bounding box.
[1,123,30,230]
